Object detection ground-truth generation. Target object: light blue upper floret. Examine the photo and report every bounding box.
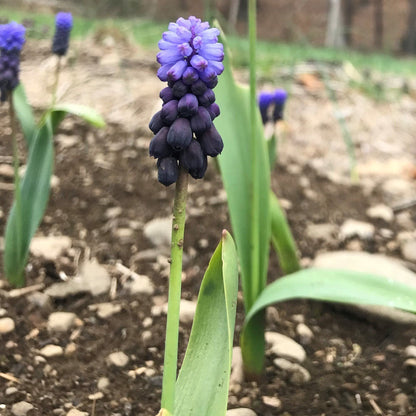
[55,12,73,31]
[0,22,26,53]
[157,16,224,83]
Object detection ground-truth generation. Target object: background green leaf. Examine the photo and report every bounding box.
[4,118,54,286]
[52,104,105,128]
[245,268,416,325]
[174,231,238,416]
[12,84,36,149]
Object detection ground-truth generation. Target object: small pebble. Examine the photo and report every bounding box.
[6,387,18,395]
[296,323,313,345]
[0,317,15,334]
[226,409,257,416]
[11,401,34,416]
[142,317,152,328]
[40,344,64,358]
[47,312,77,333]
[262,396,282,409]
[106,351,129,368]
[66,410,88,416]
[97,377,110,391]
[88,392,104,400]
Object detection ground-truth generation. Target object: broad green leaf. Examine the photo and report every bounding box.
[269,191,300,275]
[215,38,270,311]
[174,231,238,416]
[245,268,416,326]
[4,118,54,286]
[52,103,105,128]
[12,84,36,149]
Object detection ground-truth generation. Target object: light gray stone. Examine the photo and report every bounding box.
[306,223,338,242]
[162,299,196,324]
[313,251,416,324]
[0,317,15,334]
[226,409,257,416]
[40,344,64,358]
[273,358,311,385]
[66,410,88,416]
[97,377,110,391]
[265,332,306,363]
[91,303,122,319]
[5,387,18,395]
[339,219,375,240]
[106,351,129,368]
[48,312,77,332]
[401,239,416,263]
[30,236,72,261]
[124,274,154,295]
[382,179,416,204]
[405,345,416,358]
[366,204,394,223]
[27,291,51,309]
[11,401,34,416]
[45,260,111,298]
[262,396,282,409]
[143,217,171,247]
[296,323,314,345]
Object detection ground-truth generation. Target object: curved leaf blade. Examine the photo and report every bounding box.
[174,230,238,416]
[245,268,416,325]
[12,84,36,149]
[4,118,54,286]
[52,103,105,128]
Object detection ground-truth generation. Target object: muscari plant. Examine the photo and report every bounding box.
[148,16,238,416]
[3,13,105,287]
[214,0,416,380]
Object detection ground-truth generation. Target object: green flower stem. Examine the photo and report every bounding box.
[161,167,189,415]
[8,94,23,283]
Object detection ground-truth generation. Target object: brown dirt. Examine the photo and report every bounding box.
[0,37,416,416]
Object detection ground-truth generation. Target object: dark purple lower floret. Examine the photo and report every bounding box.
[178,93,198,118]
[189,154,207,179]
[197,125,224,157]
[149,126,172,159]
[190,79,208,96]
[182,67,199,85]
[160,87,174,104]
[167,117,193,151]
[190,106,212,135]
[149,110,164,134]
[198,88,215,107]
[179,139,205,173]
[161,100,179,125]
[0,52,20,102]
[52,29,71,56]
[205,76,218,89]
[172,80,188,98]
[207,103,220,120]
[157,156,178,186]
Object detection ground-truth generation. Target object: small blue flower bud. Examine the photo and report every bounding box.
[149,127,172,159]
[0,22,26,52]
[160,87,174,103]
[190,79,208,96]
[207,103,220,120]
[182,67,199,85]
[149,110,164,134]
[167,118,193,151]
[52,12,73,56]
[190,106,212,135]
[172,80,188,98]
[161,100,179,125]
[157,156,178,186]
[179,139,205,173]
[197,125,223,157]
[178,93,198,118]
[198,88,215,107]
[205,76,218,89]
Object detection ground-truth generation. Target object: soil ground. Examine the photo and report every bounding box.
[0,37,416,416]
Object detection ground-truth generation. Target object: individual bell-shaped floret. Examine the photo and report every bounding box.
[167,118,193,151]
[178,93,198,118]
[157,156,179,186]
[207,103,220,120]
[52,12,73,56]
[190,79,208,96]
[182,67,199,85]
[197,125,223,157]
[149,127,172,159]
[179,140,205,174]
[172,80,188,98]
[189,153,207,180]
[190,106,212,135]
[149,110,164,134]
[160,87,174,104]
[197,89,215,107]
[161,100,178,125]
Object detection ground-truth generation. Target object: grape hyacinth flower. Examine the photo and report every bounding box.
[52,12,73,56]
[149,16,224,186]
[0,22,26,102]
[258,88,287,124]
